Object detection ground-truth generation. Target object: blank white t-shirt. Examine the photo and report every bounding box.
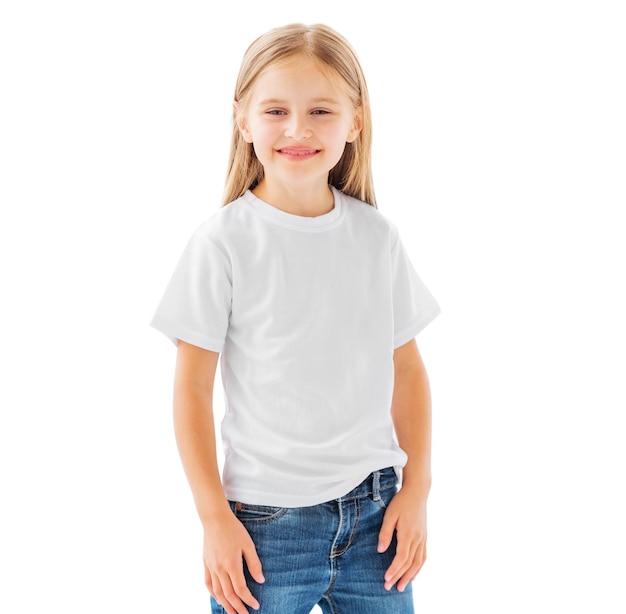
[151,187,440,507]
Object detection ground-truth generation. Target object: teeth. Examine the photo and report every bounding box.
[281,149,315,155]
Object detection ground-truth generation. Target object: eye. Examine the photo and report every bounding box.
[266,109,286,115]
[311,109,331,115]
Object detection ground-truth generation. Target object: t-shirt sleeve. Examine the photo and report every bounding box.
[150,230,232,352]
[391,228,441,348]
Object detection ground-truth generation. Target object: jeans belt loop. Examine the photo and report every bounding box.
[372,469,381,501]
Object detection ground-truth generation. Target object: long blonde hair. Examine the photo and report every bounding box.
[222,23,376,208]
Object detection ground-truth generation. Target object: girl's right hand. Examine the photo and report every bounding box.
[203,507,265,614]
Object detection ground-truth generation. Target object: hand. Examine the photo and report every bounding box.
[203,508,265,614]
[377,488,427,592]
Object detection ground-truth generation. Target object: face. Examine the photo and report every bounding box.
[236,58,362,190]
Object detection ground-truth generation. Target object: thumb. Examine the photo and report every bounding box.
[378,510,397,553]
[243,541,265,584]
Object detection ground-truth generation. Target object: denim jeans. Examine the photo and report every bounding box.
[210,467,414,613]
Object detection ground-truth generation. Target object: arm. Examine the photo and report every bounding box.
[173,340,264,614]
[378,338,432,592]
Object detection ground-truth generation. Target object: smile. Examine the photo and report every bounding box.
[277,147,320,160]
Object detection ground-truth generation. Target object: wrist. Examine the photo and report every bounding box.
[195,492,233,527]
[400,472,431,497]
[199,503,233,529]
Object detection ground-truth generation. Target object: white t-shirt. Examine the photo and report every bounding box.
[151,187,440,507]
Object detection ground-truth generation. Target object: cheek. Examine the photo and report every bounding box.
[249,121,281,147]
[320,122,353,152]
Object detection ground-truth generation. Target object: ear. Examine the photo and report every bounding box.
[233,101,253,143]
[346,105,363,143]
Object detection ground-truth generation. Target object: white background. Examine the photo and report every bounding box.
[1,1,624,612]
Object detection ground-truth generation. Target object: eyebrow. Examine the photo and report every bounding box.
[257,97,341,106]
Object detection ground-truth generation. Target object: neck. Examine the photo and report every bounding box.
[252,178,335,217]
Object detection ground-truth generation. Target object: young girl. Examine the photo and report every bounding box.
[151,23,440,614]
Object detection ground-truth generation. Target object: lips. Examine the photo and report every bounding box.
[278,147,319,156]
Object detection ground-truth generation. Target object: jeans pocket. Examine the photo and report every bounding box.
[230,501,289,524]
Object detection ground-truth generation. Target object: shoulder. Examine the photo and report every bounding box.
[339,190,399,245]
[190,195,251,247]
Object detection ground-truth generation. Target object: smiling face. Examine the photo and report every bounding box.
[236,57,362,195]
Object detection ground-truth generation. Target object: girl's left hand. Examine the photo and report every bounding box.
[377,488,427,592]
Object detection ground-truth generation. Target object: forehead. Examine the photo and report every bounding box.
[250,57,350,102]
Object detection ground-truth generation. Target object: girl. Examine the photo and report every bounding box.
[151,23,440,614]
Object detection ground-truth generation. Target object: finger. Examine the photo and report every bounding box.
[204,564,213,595]
[396,559,423,592]
[218,573,256,614]
[377,512,397,553]
[209,573,237,614]
[384,543,414,590]
[230,572,261,611]
[396,544,427,592]
[243,541,265,585]
[211,565,256,614]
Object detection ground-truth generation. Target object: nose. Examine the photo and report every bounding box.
[284,114,312,140]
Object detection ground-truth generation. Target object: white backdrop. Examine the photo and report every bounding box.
[1,1,624,612]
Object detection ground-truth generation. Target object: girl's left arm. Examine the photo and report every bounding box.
[378,338,432,592]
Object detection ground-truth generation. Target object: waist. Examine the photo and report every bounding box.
[337,466,398,502]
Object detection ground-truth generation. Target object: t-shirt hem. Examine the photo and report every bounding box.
[150,317,225,353]
[224,476,369,508]
[394,303,442,348]
[224,461,407,508]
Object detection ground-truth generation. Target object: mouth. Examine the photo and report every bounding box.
[277,147,320,160]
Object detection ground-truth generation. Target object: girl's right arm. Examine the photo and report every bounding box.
[173,340,265,614]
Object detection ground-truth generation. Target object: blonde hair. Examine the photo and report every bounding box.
[222,23,376,208]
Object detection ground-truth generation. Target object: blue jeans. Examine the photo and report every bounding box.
[211,467,414,613]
